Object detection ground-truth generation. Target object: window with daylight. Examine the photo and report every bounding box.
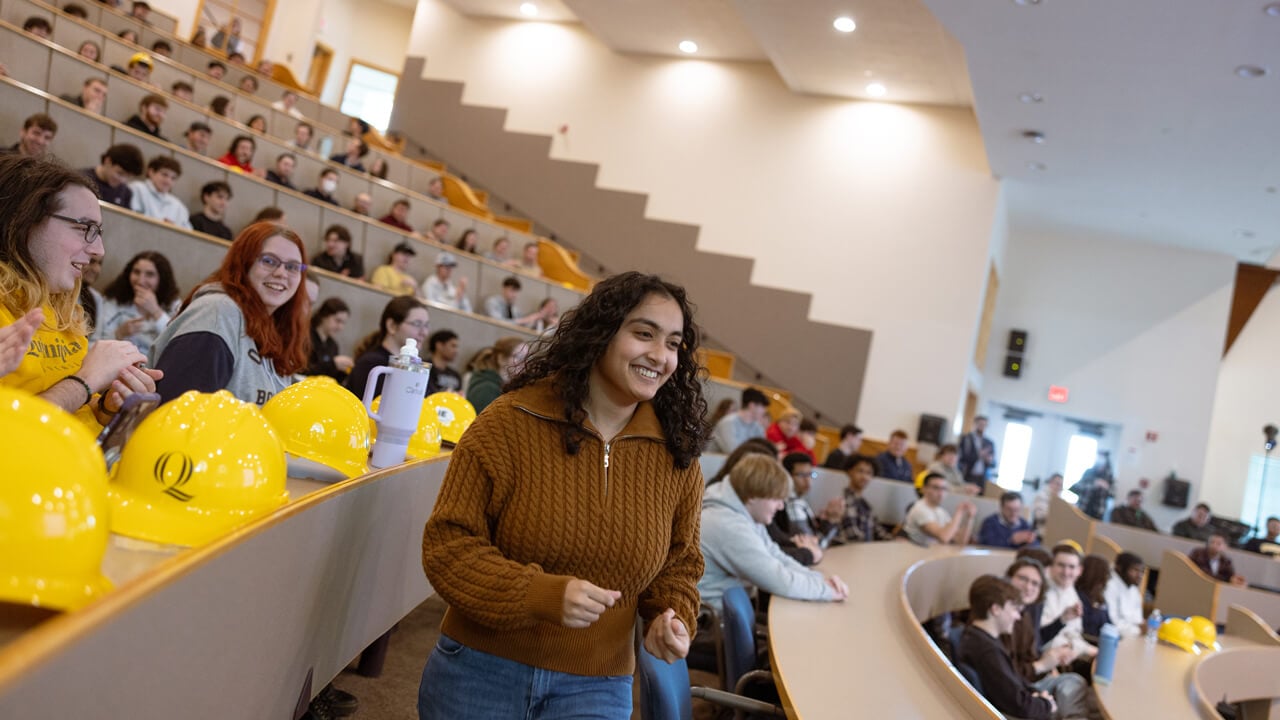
[1061,434,1098,503]
[340,61,398,132]
[996,422,1032,491]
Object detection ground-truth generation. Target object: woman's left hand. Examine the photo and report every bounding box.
[643,609,690,663]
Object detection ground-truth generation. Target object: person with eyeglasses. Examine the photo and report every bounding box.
[151,222,311,406]
[0,155,161,428]
[344,295,430,400]
[767,451,841,566]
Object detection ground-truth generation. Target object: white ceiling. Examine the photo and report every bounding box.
[438,0,1280,261]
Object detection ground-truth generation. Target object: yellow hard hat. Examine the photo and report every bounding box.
[262,376,370,478]
[370,396,443,459]
[1060,539,1084,555]
[1188,615,1219,650]
[0,388,113,610]
[424,392,476,444]
[109,390,289,547]
[1158,617,1200,654]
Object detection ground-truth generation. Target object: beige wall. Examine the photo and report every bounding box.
[403,0,1000,436]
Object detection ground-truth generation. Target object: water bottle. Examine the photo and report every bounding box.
[1094,623,1120,684]
[1146,608,1163,645]
[362,338,432,468]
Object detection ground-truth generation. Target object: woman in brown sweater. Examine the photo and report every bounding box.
[418,271,711,719]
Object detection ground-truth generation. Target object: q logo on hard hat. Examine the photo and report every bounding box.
[153,451,195,502]
[436,407,455,425]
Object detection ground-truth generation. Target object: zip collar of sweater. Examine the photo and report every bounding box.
[510,378,664,442]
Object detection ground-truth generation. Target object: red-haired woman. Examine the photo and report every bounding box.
[151,222,310,405]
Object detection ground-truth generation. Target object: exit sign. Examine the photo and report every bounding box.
[1048,385,1069,403]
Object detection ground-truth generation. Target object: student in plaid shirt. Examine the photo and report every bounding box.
[768,452,841,565]
[838,455,894,542]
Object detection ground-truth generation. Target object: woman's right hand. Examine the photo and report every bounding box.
[335,355,354,372]
[826,575,849,600]
[561,578,621,629]
[79,340,147,392]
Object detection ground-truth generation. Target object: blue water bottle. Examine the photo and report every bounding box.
[1094,623,1120,684]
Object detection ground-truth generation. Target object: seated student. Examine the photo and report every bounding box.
[1,114,57,159]
[189,181,234,241]
[1103,552,1146,638]
[905,473,976,547]
[292,122,314,151]
[711,387,770,454]
[1040,544,1098,662]
[344,296,429,399]
[251,207,285,227]
[425,176,448,204]
[1110,489,1159,532]
[453,229,479,255]
[427,219,451,244]
[1033,473,1064,527]
[228,52,247,67]
[128,156,190,229]
[311,224,364,279]
[532,297,559,333]
[422,252,473,312]
[150,39,172,58]
[271,90,304,119]
[379,199,415,233]
[766,408,812,460]
[94,251,181,358]
[22,16,51,39]
[1244,516,1280,555]
[64,4,89,19]
[330,136,368,172]
[517,241,541,277]
[303,168,340,206]
[837,455,893,542]
[125,53,155,86]
[875,429,915,483]
[698,454,848,612]
[822,424,863,470]
[207,60,227,81]
[117,29,139,47]
[125,94,167,140]
[211,18,241,54]
[306,298,353,381]
[1189,530,1247,586]
[1075,555,1112,639]
[958,575,1094,720]
[81,144,144,208]
[1172,502,1215,541]
[484,276,522,323]
[978,491,1040,549]
[264,152,297,190]
[209,95,234,117]
[768,452,842,566]
[239,75,259,94]
[798,418,819,458]
[77,40,101,63]
[246,114,267,133]
[1005,558,1078,683]
[486,236,513,265]
[130,1,151,23]
[369,242,419,296]
[60,78,108,114]
[425,329,463,394]
[169,80,193,102]
[463,337,527,413]
[218,135,257,175]
[926,443,976,494]
[351,192,373,216]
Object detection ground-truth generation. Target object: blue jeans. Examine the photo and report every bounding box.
[417,635,634,719]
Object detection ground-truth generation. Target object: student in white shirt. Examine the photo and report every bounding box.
[1040,544,1098,661]
[422,251,473,312]
[1103,552,1145,638]
[128,156,191,229]
[904,473,976,547]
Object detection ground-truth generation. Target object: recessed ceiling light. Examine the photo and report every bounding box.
[678,40,698,54]
[1235,64,1269,79]
[1021,130,1046,144]
[1017,92,1043,104]
[833,16,856,33]
[1236,229,1258,239]
[1266,3,1280,16]
[519,2,538,17]
[1267,186,1278,194]
[1026,161,1047,171]
[866,82,887,98]
[1013,0,1042,5]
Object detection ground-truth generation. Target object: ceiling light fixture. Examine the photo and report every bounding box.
[1026,161,1047,171]
[1236,64,1269,79]
[866,82,887,98]
[678,40,698,54]
[1266,3,1280,16]
[833,16,856,33]
[519,2,538,17]
[1021,130,1047,144]
[1013,0,1042,5]
[1017,92,1044,104]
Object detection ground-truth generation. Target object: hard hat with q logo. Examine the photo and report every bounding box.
[424,392,476,445]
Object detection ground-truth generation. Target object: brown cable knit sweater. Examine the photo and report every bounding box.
[421,379,704,676]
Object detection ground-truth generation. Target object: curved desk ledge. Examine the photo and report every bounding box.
[1094,635,1259,720]
[1190,645,1280,720]
[768,543,1008,720]
[0,456,448,719]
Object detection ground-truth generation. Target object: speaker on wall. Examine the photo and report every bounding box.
[1002,355,1023,378]
[918,414,946,445]
[1163,477,1191,509]
[1008,329,1028,353]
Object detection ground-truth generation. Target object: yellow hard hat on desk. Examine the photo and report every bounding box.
[1158,617,1200,654]
[370,396,443,459]
[262,376,370,478]
[424,392,476,444]
[0,387,113,610]
[108,390,289,547]
[1188,615,1219,650]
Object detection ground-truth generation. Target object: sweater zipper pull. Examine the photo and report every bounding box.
[603,442,611,497]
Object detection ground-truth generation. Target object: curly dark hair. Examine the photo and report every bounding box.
[102,250,180,307]
[506,271,711,469]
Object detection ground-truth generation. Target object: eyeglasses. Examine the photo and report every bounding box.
[401,319,430,330]
[256,253,307,275]
[50,214,103,245]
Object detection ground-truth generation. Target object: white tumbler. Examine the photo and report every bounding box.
[363,338,432,468]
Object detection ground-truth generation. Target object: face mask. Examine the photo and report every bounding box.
[321,179,337,193]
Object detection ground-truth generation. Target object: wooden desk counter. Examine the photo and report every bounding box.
[1095,635,1258,720]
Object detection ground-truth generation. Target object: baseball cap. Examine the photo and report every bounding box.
[436,251,458,267]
